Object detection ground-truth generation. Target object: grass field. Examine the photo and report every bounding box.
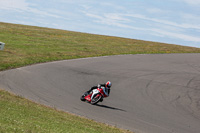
[1,22,200,71]
[0,89,131,133]
[0,22,200,133]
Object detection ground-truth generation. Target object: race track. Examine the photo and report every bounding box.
[0,54,200,133]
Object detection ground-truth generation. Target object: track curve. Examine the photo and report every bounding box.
[0,54,200,133]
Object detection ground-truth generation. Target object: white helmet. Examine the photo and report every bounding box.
[105,81,112,88]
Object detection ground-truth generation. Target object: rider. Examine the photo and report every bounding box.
[86,81,112,97]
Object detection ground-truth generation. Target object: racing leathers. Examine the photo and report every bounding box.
[87,84,110,97]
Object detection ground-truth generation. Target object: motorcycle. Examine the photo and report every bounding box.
[80,87,108,105]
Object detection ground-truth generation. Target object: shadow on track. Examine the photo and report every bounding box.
[95,104,127,112]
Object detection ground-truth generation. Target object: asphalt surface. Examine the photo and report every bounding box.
[0,54,200,133]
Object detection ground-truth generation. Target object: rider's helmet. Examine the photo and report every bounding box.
[105,81,112,89]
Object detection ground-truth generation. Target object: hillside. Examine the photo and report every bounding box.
[0,22,200,71]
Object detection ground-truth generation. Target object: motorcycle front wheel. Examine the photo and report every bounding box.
[91,94,102,105]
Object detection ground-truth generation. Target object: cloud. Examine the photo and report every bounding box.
[83,12,144,31]
[152,29,200,42]
[27,8,61,18]
[146,8,169,14]
[86,11,200,30]
[0,0,61,18]
[183,0,200,5]
[104,13,130,22]
[83,12,128,25]
[122,13,200,30]
[0,0,29,10]
[84,11,200,43]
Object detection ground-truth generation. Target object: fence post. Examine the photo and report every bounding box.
[0,42,5,50]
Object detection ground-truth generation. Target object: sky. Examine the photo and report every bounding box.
[0,0,200,48]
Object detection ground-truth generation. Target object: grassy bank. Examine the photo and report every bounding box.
[0,22,200,71]
[0,89,130,133]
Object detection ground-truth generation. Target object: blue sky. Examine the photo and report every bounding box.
[0,0,200,48]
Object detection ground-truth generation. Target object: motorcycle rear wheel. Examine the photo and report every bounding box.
[80,95,86,101]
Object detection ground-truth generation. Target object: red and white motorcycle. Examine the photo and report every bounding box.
[80,87,108,105]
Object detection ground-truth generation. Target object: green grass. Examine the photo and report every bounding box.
[0,22,200,71]
[0,89,131,133]
[0,22,200,133]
